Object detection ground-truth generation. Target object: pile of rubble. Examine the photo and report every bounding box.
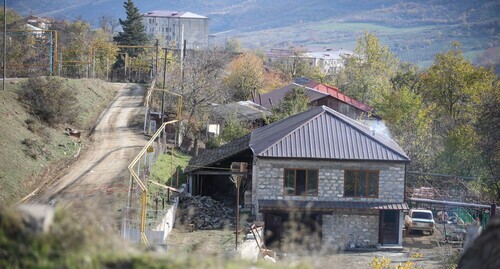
[176,195,234,230]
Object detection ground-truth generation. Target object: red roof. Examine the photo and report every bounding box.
[295,78,373,113]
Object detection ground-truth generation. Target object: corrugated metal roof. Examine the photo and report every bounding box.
[212,101,271,121]
[294,77,373,113]
[250,106,409,161]
[184,134,251,173]
[259,199,409,211]
[252,84,327,109]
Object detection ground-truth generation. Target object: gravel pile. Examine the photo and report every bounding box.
[177,195,234,230]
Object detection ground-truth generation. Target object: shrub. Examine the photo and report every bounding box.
[20,77,78,126]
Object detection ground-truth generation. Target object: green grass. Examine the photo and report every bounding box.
[151,149,191,187]
[147,149,191,208]
[0,78,119,204]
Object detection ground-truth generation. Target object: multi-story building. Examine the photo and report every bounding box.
[142,11,209,49]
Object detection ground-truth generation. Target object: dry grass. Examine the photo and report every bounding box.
[0,78,119,204]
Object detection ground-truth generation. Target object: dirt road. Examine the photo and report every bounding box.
[30,84,147,224]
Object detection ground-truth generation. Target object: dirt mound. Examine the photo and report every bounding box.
[177,195,234,230]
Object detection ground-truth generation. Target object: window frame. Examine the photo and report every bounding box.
[343,170,379,198]
[283,168,319,196]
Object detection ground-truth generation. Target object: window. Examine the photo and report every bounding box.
[284,169,318,196]
[344,170,379,198]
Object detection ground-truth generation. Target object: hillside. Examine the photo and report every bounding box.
[0,78,119,204]
[10,0,499,67]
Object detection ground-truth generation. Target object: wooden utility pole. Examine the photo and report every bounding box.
[3,0,7,91]
[231,162,247,250]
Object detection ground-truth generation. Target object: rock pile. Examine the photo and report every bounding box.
[177,195,234,230]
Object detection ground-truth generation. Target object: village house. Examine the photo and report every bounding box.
[185,105,410,250]
[206,101,270,138]
[252,77,389,135]
[142,10,210,49]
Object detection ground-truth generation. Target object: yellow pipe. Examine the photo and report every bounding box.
[148,180,180,193]
[127,120,179,245]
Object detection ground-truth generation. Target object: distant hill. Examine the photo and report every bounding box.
[10,0,499,66]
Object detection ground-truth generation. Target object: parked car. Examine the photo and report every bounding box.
[405,209,435,235]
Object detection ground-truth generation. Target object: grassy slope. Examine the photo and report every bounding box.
[0,78,119,204]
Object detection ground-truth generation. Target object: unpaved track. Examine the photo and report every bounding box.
[31,84,147,223]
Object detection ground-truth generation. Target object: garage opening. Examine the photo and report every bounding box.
[264,212,323,251]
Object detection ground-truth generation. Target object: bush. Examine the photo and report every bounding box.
[20,77,78,126]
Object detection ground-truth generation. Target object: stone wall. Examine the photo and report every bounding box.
[322,209,380,249]
[253,157,405,208]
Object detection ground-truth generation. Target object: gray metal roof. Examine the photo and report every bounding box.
[250,106,409,162]
[212,101,271,121]
[259,200,409,211]
[252,83,327,109]
[184,134,251,173]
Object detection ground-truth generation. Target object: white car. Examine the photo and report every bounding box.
[405,209,435,235]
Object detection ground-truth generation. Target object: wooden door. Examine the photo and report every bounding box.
[379,210,399,245]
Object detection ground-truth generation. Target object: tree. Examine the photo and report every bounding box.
[340,32,399,104]
[271,47,314,81]
[92,29,118,79]
[113,0,148,67]
[374,85,436,172]
[98,14,120,35]
[421,45,495,122]
[166,49,232,150]
[225,38,242,53]
[472,81,500,200]
[224,52,265,101]
[50,19,93,78]
[267,86,310,123]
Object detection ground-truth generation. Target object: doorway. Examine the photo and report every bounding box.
[379,210,399,245]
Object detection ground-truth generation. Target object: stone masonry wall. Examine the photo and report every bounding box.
[254,158,405,205]
[322,209,380,249]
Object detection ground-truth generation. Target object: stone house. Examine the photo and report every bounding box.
[185,106,409,250]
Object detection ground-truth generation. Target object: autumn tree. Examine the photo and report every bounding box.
[166,49,231,150]
[419,44,497,200]
[340,32,399,104]
[50,19,93,78]
[224,52,265,100]
[91,28,118,80]
[421,45,495,122]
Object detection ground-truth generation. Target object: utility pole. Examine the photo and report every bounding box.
[161,47,168,147]
[3,0,7,90]
[154,39,159,77]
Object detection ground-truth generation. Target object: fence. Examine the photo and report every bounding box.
[1,30,160,83]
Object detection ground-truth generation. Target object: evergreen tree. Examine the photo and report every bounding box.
[114,0,148,62]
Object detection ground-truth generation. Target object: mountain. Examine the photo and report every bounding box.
[10,0,500,66]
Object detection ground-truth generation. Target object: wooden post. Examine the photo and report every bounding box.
[176,166,180,187]
[235,176,240,250]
